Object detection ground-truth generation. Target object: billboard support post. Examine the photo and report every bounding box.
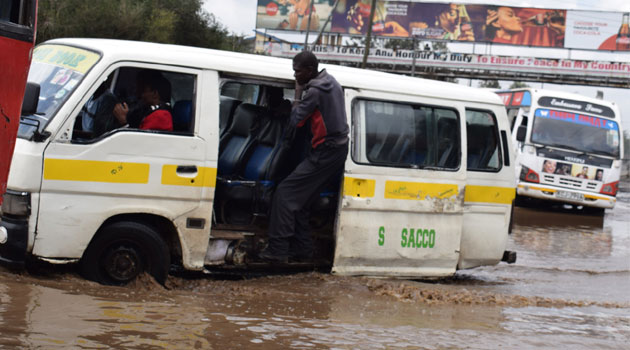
[361,0,377,68]
[411,36,417,77]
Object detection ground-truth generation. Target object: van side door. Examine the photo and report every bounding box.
[333,89,467,278]
[460,108,516,269]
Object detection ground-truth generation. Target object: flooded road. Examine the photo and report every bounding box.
[1,191,628,349]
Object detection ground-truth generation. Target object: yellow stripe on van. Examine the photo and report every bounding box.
[465,185,515,204]
[343,177,375,198]
[161,165,217,187]
[384,181,458,200]
[44,159,149,183]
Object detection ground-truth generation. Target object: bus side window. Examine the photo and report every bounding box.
[466,109,502,171]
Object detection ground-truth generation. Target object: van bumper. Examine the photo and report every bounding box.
[0,216,29,267]
[517,183,615,209]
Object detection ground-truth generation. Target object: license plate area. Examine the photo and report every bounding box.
[556,190,584,201]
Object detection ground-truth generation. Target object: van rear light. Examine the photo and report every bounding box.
[600,181,619,196]
[519,166,539,183]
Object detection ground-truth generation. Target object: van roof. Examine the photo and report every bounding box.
[48,38,504,106]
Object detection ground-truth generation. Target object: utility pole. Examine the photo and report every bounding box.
[361,0,377,69]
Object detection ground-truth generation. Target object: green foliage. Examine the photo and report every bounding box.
[509,81,529,89]
[478,80,501,88]
[37,0,250,52]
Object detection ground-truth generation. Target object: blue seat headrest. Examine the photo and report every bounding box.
[173,100,193,131]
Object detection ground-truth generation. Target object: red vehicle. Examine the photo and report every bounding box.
[0,0,37,202]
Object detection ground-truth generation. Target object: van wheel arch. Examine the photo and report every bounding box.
[80,214,180,285]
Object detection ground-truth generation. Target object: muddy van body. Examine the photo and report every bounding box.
[0,39,516,284]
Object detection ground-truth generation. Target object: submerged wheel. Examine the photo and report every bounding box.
[80,221,170,286]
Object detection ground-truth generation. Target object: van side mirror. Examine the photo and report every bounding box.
[515,125,526,142]
[21,82,40,115]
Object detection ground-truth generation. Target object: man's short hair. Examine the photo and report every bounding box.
[293,51,319,72]
[138,69,172,103]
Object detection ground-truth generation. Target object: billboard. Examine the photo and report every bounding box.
[256,1,630,51]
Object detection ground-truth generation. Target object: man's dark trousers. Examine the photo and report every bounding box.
[267,141,348,258]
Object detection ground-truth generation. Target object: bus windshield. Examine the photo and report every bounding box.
[19,44,100,140]
[531,108,620,158]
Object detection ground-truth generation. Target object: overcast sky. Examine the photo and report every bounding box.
[202,0,630,129]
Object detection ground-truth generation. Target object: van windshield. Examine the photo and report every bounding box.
[19,44,100,140]
[531,108,620,158]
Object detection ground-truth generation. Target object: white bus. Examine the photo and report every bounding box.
[0,39,516,285]
[497,88,623,213]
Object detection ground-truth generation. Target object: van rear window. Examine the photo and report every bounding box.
[352,99,460,170]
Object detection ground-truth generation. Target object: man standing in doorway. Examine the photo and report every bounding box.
[259,51,349,263]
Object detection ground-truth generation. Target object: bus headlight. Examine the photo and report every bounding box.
[600,181,619,196]
[1,190,31,216]
[519,166,539,183]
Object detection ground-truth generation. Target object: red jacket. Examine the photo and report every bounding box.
[140,109,173,131]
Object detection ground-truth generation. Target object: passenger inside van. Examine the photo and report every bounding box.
[113,69,173,131]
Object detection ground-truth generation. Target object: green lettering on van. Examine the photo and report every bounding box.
[400,227,436,249]
[378,226,385,246]
[401,228,407,247]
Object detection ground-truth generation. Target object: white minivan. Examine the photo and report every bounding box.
[0,39,516,285]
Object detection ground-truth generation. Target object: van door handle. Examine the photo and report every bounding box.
[176,165,198,173]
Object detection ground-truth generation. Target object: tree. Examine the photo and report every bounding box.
[509,81,529,89]
[478,80,501,88]
[37,0,250,52]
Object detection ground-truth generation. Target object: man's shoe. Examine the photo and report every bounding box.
[258,249,289,264]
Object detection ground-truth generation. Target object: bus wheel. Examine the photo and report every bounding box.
[80,221,170,286]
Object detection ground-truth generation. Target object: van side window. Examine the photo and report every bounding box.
[466,109,502,171]
[353,99,460,170]
[72,67,196,141]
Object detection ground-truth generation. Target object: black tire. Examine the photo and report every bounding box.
[80,221,170,286]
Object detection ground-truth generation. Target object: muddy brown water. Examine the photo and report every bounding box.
[1,192,629,349]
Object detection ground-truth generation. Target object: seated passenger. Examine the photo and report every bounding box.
[113,70,173,131]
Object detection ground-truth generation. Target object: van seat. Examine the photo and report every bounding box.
[172,100,192,132]
[218,103,264,176]
[219,96,243,137]
[242,112,288,181]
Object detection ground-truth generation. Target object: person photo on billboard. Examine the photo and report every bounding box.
[344,0,408,36]
[435,3,475,41]
[484,6,565,47]
[289,0,320,31]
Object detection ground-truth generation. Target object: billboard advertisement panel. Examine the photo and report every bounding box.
[256,1,630,51]
[332,1,567,47]
[256,0,336,31]
[565,11,630,51]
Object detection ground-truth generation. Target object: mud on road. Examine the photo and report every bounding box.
[0,192,629,349]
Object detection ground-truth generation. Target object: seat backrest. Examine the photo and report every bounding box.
[218,103,264,176]
[242,111,287,181]
[467,123,496,169]
[172,100,192,132]
[437,117,459,167]
[219,96,242,137]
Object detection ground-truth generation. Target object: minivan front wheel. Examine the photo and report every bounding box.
[80,221,170,286]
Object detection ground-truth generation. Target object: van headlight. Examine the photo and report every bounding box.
[1,190,31,216]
